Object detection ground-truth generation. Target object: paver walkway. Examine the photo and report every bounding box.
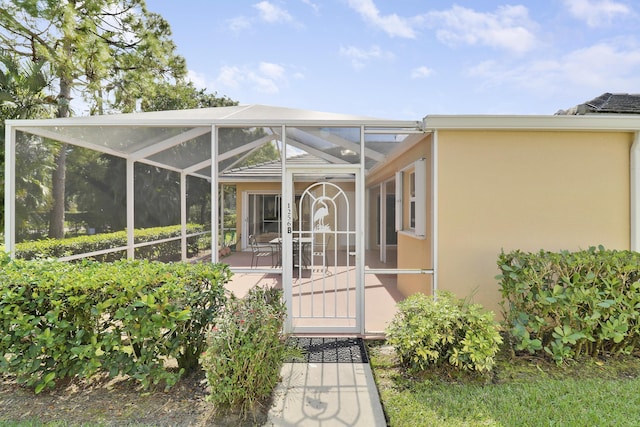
[264,338,387,426]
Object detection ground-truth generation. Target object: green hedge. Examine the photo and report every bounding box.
[497,247,640,363]
[13,224,210,261]
[0,255,230,392]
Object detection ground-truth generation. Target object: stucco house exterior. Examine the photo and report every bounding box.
[422,114,638,313]
[5,95,640,334]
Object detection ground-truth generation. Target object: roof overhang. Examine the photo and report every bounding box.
[423,114,640,132]
[6,104,423,179]
[7,104,420,128]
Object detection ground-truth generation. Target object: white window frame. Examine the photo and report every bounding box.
[396,158,426,239]
[409,170,416,230]
[242,190,281,249]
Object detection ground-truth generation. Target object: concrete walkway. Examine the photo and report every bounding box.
[264,361,387,426]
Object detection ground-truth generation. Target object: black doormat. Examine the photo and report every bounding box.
[286,337,369,363]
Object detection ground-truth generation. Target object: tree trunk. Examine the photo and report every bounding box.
[48,145,67,238]
[48,66,72,238]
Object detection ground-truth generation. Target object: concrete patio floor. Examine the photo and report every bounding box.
[220,248,404,335]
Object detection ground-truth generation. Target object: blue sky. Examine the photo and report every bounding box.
[145,0,640,120]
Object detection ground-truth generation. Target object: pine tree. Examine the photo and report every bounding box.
[0,0,186,237]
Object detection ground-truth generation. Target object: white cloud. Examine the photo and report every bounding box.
[301,0,320,14]
[411,66,434,79]
[254,1,293,24]
[347,0,418,38]
[216,66,244,89]
[248,73,280,93]
[227,16,252,32]
[187,70,208,89]
[259,62,285,81]
[215,62,296,94]
[227,2,301,33]
[563,0,631,27]
[467,40,640,98]
[339,45,394,69]
[561,42,640,86]
[425,5,537,54]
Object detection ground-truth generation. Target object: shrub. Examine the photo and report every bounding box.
[386,292,503,374]
[200,286,287,417]
[0,255,230,392]
[497,246,640,364]
[13,224,209,261]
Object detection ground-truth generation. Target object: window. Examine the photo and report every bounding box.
[409,171,416,229]
[248,193,281,240]
[395,159,426,238]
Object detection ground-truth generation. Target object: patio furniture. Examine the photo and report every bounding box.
[269,237,282,266]
[294,237,312,269]
[249,234,275,268]
[269,237,312,269]
[312,233,332,270]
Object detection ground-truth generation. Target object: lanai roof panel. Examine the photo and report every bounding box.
[7,104,422,175]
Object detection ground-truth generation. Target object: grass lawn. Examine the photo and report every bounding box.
[369,343,640,427]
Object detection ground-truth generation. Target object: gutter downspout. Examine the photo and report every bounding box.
[432,129,438,297]
[631,132,640,251]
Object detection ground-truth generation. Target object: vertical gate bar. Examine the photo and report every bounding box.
[346,179,351,319]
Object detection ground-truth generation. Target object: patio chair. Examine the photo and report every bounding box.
[249,234,275,268]
[312,233,332,271]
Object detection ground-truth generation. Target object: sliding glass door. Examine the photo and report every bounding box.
[247,193,281,243]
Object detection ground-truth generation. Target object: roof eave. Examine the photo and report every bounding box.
[423,114,640,132]
[6,117,421,129]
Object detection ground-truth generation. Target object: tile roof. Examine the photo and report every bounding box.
[219,153,329,181]
[557,93,640,115]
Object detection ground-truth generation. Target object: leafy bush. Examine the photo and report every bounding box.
[200,286,287,417]
[386,292,503,374]
[14,224,209,261]
[497,246,640,364]
[0,254,230,392]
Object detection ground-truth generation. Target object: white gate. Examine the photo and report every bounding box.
[284,168,361,334]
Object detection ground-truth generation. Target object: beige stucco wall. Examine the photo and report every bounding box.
[437,130,632,315]
[397,232,433,295]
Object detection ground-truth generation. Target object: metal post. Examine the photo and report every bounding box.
[4,125,15,257]
[211,125,218,263]
[357,126,365,334]
[282,125,293,333]
[126,158,135,259]
[180,172,187,261]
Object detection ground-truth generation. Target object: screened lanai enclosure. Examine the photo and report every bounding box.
[5,104,432,335]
